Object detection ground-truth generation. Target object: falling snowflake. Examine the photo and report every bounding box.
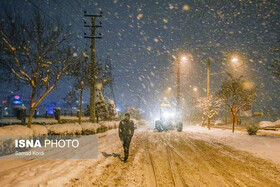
[182,5,190,11]
[137,14,143,20]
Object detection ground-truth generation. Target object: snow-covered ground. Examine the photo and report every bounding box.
[0,124,280,186]
[0,121,120,136]
[0,125,33,135]
[183,125,280,164]
[0,117,57,124]
[259,119,280,128]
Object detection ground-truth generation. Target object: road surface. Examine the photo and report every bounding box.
[69,127,280,186]
[0,126,280,186]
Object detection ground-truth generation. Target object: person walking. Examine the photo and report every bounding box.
[119,113,134,162]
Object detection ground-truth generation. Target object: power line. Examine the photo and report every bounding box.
[69,0,82,16]
[51,0,81,28]
[26,0,56,22]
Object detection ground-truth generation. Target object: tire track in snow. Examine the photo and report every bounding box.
[158,133,187,187]
[144,131,158,187]
[174,131,280,186]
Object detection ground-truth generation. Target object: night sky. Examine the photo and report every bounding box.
[0,0,279,120]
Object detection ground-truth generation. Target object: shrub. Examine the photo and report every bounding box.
[0,136,32,156]
[245,121,259,135]
[82,129,96,135]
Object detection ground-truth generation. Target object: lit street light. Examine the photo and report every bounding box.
[231,57,238,63]
[181,56,187,61]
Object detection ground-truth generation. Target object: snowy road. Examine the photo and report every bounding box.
[0,126,280,186]
[69,126,280,186]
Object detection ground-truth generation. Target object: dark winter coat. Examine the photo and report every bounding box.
[119,119,135,141]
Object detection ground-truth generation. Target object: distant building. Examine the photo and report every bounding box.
[1,94,25,116]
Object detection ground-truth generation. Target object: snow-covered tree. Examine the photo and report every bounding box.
[127,107,140,120]
[218,74,256,132]
[66,51,91,124]
[107,99,118,119]
[196,96,222,129]
[95,83,109,121]
[0,10,75,127]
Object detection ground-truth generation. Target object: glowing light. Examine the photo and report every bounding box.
[14,95,20,99]
[193,87,198,92]
[13,101,21,104]
[2,100,7,104]
[163,111,174,119]
[181,56,187,61]
[231,57,238,63]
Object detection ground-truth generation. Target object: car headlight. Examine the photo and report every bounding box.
[163,112,174,119]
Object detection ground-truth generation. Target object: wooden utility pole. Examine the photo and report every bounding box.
[207,57,210,129]
[177,59,181,117]
[84,11,102,123]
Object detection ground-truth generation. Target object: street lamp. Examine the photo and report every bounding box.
[231,57,238,63]
[181,56,187,61]
[230,55,244,70]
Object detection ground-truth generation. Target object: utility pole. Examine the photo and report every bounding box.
[207,57,211,130]
[84,11,102,123]
[177,59,181,118]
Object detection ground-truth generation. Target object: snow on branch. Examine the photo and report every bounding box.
[196,96,222,119]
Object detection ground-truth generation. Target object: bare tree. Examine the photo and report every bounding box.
[0,10,75,127]
[218,74,256,132]
[66,51,91,124]
[196,96,222,129]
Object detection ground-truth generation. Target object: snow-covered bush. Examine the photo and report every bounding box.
[31,125,48,135]
[0,125,33,135]
[214,120,224,126]
[274,119,280,127]
[127,107,140,120]
[105,121,114,130]
[131,119,139,129]
[245,121,259,135]
[80,123,100,135]
[0,135,44,156]
[138,119,148,126]
[0,138,17,156]
[46,123,82,135]
[258,121,275,128]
